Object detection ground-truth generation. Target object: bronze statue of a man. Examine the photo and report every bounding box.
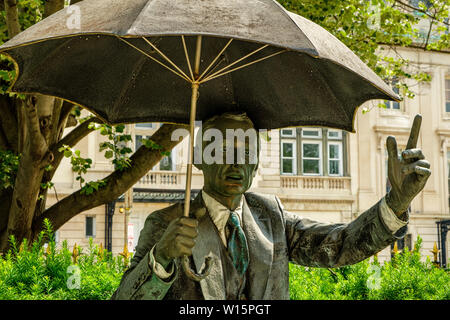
[112,112,430,300]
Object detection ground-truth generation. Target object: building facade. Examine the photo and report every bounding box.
[49,46,450,266]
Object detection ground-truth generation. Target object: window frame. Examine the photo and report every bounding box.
[445,77,450,114]
[328,130,342,140]
[301,140,323,176]
[301,128,322,139]
[85,216,96,238]
[327,141,343,177]
[280,128,296,138]
[279,128,347,177]
[135,123,156,129]
[281,140,297,175]
[384,80,401,111]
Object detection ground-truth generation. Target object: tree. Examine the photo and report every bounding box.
[280,0,449,98]
[0,0,448,251]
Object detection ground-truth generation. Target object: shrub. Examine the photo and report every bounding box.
[289,236,450,300]
[0,224,448,300]
[0,219,128,300]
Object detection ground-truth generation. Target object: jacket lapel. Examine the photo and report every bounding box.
[242,194,273,300]
[191,193,226,300]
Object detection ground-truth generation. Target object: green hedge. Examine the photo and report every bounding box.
[0,220,127,300]
[289,237,450,300]
[0,220,448,300]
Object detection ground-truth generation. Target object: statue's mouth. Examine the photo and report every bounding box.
[224,173,243,181]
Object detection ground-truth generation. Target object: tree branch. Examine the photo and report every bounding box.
[57,101,75,136]
[22,96,48,160]
[46,117,102,181]
[34,124,187,234]
[423,19,434,50]
[4,0,21,38]
[394,0,450,26]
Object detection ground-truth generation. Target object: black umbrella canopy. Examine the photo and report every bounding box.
[0,0,400,132]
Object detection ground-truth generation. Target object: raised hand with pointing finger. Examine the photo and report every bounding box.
[385,115,431,217]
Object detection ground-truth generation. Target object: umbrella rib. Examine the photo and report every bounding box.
[117,36,191,83]
[199,44,269,83]
[201,56,226,81]
[142,37,192,83]
[200,49,287,84]
[181,36,195,81]
[197,38,233,81]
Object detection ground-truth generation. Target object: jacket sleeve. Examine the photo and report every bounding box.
[111,206,179,300]
[280,196,407,268]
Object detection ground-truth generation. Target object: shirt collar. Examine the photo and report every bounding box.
[201,190,243,233]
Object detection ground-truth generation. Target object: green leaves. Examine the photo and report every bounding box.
[80,179,107,196]
[0,149,20,190]
[57,122,132,195]
[142,138,171,157]
[93,124,133,171]
[0,219,127,300]
[289,235,450,300]
[277,0,449,99]
[58,144,93,188]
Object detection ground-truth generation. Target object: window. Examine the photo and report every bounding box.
[281,129,296,138]
[302,128,321,138]
[328,130,342,139]
[302,141,322,175]
[281,141,296,175]
[135,123,156,129]
[280,127,347,177]
[85,216,96,238]
[328,142,343,176]
[445,78,450,113]
[384,84,400,110]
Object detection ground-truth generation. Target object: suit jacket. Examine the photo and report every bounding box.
[112,191,406,300]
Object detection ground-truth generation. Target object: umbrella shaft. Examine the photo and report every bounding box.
[183,82,199,218]
[184,35,202,218]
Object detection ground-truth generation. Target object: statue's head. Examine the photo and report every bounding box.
[194,112,260,198]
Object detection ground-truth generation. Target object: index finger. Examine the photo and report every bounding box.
[406,114,422,150]
[179,217,199,228]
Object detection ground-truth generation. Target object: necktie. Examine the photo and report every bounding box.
[227,211,249,276]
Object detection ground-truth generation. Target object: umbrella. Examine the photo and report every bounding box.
[0,0,400,281]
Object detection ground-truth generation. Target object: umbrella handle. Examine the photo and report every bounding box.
[182,255,213,281]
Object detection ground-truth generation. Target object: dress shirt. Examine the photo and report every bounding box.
[201,190,244,248]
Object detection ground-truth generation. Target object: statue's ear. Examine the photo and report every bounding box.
[252,161,259,178]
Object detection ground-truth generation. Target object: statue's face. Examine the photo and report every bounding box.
[196,118,259,198]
